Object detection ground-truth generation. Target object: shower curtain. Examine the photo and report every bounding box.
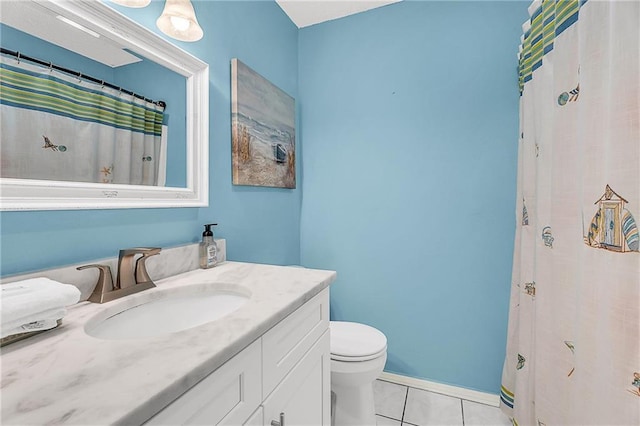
[500,0,639,425]
[0,55,165,186]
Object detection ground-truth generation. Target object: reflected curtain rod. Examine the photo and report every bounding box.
[1,47,166,109]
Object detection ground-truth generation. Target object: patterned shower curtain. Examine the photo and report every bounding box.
[500,1,639,425]
[0,55,165,186]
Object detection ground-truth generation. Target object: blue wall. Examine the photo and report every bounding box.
[299,1,527,393]
[0,1,301,276]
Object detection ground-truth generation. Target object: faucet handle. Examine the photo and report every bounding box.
[135,247,161,285]
[77,264,114,304]
[137,247,161,254]
[119,247,147,256]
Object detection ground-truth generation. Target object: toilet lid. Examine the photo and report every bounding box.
[330,321,387,359]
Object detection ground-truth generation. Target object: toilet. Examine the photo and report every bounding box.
[330,321,387,426]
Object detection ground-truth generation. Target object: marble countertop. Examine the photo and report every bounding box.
[0,262,336,425]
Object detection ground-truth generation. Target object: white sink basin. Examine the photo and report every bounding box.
[85,283,250,340]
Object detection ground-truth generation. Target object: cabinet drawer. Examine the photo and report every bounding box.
[146,339,261,426]
[262,288,329,398]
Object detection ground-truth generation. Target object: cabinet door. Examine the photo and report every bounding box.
[244,407,263,426]
[145,339,261,426]
[262,330,330,426]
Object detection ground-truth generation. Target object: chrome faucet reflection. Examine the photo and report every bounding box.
[77,247,161,303]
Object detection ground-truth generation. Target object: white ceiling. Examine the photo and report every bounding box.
[0,1,141,68]
[276,0,402,28]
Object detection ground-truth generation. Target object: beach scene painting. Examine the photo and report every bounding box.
[231,59,295,188]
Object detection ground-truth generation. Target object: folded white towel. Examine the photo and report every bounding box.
[1,307,67,338]
[0,278,81,332]
[1,309,66,339]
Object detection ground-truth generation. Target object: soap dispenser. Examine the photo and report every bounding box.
[199,223,218,269]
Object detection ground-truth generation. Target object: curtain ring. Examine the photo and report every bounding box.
[49,62,54,73]
[77,72,83,83]
[100,80,105,89]
[16,52,20,64]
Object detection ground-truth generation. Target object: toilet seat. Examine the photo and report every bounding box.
[330,321,387,362]
[331,348,387,362]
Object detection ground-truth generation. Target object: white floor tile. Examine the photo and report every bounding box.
[462,400,511,426]
[403,388,463,426]
[373,380,407,421]
[376,414,402,426]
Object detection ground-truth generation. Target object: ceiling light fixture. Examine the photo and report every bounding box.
[109,0,152,8]
[156,0,203,42]
[56,15,100,38]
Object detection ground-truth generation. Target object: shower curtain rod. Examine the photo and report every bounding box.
[1,47,166,109]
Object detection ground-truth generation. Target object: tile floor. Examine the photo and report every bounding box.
[373,380,512,426]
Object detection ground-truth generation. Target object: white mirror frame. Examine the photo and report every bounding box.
[0,0,209,211]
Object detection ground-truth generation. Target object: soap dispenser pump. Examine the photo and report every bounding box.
[199,223,218,269]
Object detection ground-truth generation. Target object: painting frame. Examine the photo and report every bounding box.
[231,58,296,189]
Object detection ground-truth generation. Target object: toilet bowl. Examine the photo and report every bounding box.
[330,321,387,426]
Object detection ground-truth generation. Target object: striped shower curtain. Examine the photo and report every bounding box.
[0,55,165,186]
[500,1,639,425]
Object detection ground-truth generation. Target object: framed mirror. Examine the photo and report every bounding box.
[0,0,209,210]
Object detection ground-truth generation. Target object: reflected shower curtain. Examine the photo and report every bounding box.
[500,1,640,425]
[0,56,165,186]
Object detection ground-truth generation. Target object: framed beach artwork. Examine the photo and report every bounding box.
[231,59,296,188]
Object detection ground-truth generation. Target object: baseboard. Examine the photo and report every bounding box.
[379,371,500,407]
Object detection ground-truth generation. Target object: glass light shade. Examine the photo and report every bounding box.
[170,16,191,32]
[156,0,203,42]
[110,0,151,8]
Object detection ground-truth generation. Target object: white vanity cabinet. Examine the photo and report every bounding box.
[145,288,330,426]
[263,331,330,426]
[262,287,331,426]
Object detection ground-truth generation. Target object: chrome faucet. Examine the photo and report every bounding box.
[78,247,161,303]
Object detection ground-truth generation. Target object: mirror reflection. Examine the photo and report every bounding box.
[0,1,187,188]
